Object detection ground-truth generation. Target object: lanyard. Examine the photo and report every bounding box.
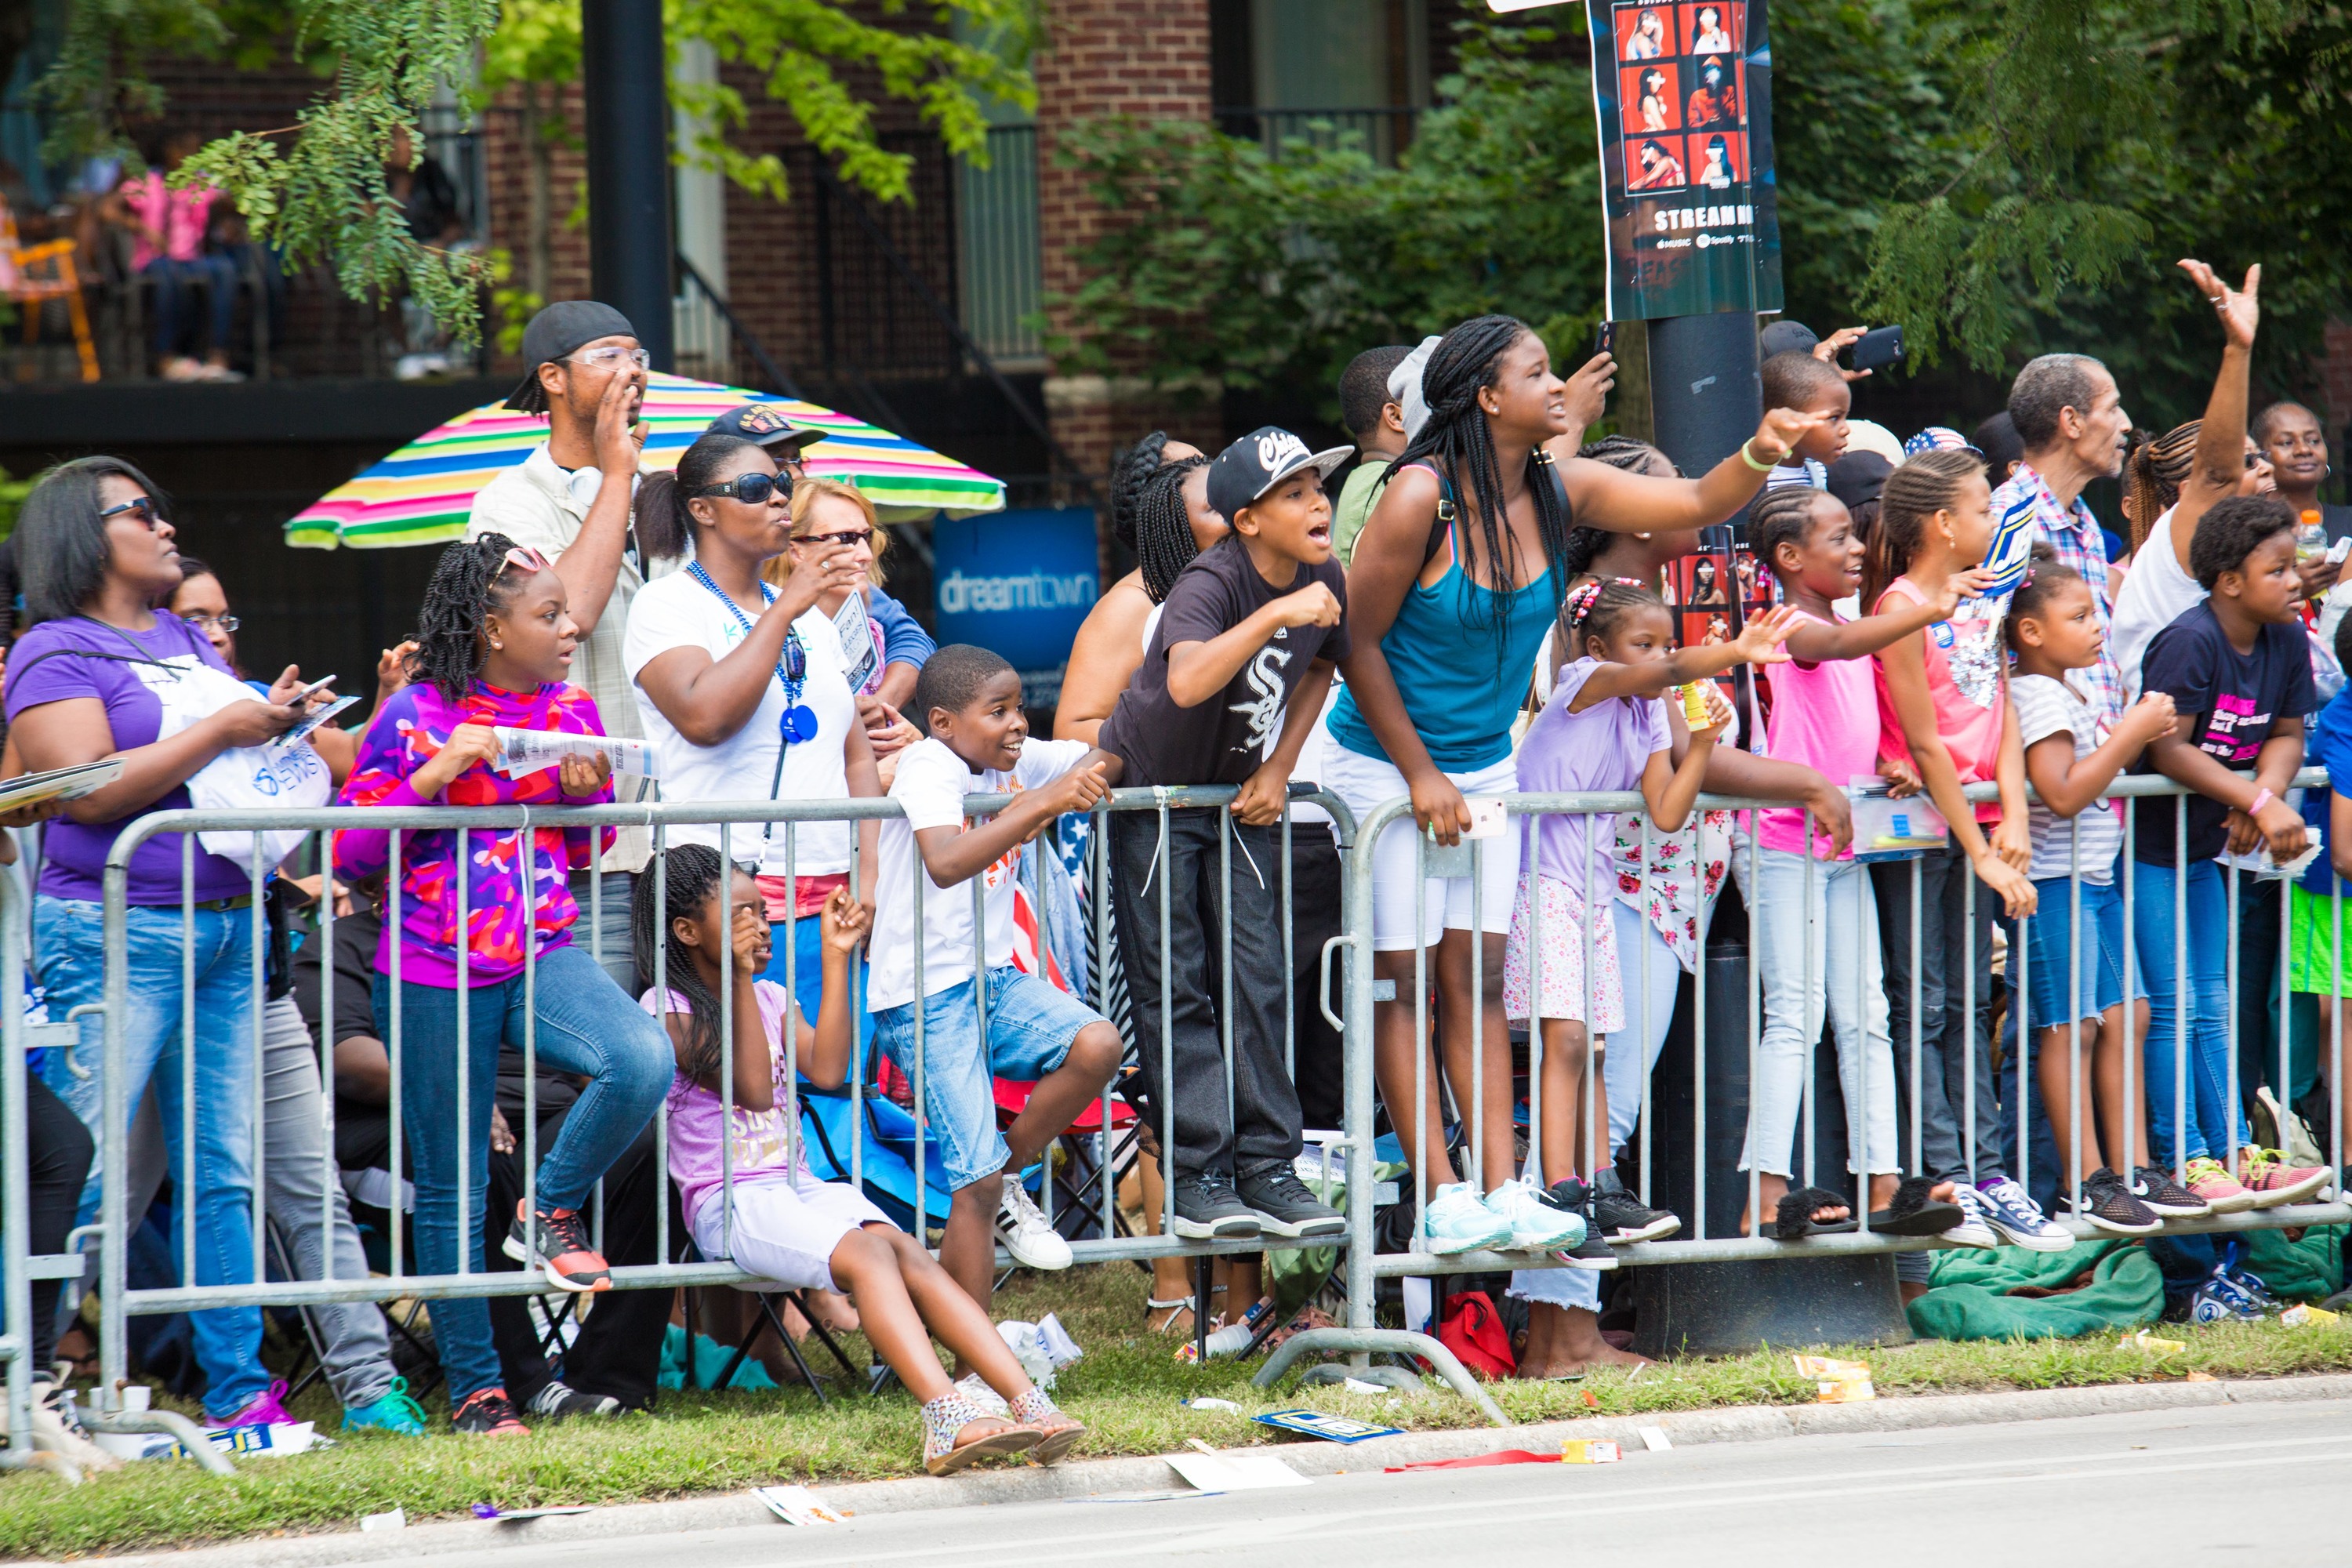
[687,561,817,746]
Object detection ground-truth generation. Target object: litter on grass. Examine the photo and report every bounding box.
[2282,1303,2340,1327]
[205,1421,325,1457]
[1182,1398,1243,1414]
[1559,1439,1622,1464]
[359,1509,406,1533]
[1251,1410,1403,1443]
[1000,1316,1084,1388]
[1791,1355,1874,1403]
[1167,1440,1311,1493]
[754,1486,847,1525]
[2117,1330,2187,1354]
[1341,1377,1388,1396]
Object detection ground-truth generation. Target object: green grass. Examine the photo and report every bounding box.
[12,1266,2352,1560]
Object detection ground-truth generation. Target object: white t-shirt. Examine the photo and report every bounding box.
[622,570,860,877]
[867,735,1093,1012]
[2010,673,2122,884]
[2110,505,2202,700]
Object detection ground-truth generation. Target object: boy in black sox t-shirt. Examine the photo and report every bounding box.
[1098,427,1353,1242]
[2129,495,2328,1210]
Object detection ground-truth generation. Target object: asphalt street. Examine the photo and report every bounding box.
[360,1396,2352,1568]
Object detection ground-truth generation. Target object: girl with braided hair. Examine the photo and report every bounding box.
[1326,311,1822,1252]
[334,533,673,1435]
[633,845,1085,1474]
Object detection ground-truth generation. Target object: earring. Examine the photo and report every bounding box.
[490,638,503,650]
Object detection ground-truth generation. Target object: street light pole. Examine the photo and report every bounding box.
[581,0,675,372]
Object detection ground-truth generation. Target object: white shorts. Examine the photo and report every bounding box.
[1321,742,1519,953]
[688,1167,892,1293]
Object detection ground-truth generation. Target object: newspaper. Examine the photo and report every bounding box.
[268,693,359,754]
[833,590,879,694]
[0,759,123,816]
[491,728,656,782]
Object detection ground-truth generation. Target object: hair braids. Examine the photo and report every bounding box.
[1748,484,1829,575]
[405,533,533,702]
[632,844,731,1084]
[1109,433,1171,556]
[1135,453,1210,604]
[2124,421,2200,553]
[1388,315,1573,657]
[1566,577,1665,653]
[1861,450,1982,612]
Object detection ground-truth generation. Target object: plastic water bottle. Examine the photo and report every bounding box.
[2298,508,2328,563]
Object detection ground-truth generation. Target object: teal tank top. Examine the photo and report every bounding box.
[1327,470,1563,773]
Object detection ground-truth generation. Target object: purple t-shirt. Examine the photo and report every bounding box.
[1516,656,1671,898]
[3,612,248,905]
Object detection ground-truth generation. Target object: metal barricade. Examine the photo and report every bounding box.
[51,785,1356,1418]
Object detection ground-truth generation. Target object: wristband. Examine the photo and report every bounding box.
[2249,788,2275,818]
[1738,438,1776,473]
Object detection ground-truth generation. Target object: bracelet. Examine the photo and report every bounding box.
[2249,788,2275,818]
[1738,438,1776,473]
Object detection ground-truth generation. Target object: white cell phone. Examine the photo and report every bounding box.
[1461,797,1508,839]
[293,673,339,701]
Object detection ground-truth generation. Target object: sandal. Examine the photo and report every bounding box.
[1772,1186,1859,1240]
[1146,1295,1196,1334]
[1009,1388,1087,1465]
[921,1392,1040,1475]
[1867,1175,1965,1236]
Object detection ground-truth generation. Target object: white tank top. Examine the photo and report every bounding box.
[2109,505,2201,699]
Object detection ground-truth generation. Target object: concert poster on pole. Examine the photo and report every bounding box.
[1584,0,1784,320]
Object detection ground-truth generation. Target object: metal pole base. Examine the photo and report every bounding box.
[1627,1254,1912,1359]
[1254,1327,1511,1427]
[1294,1362,1421,1393]
[79,1409,237,1475]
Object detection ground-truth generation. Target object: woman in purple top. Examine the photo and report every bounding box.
[332,535,671,1436]
[8,457,310,1427]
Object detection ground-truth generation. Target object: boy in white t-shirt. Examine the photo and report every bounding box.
[869,644,1126,1339]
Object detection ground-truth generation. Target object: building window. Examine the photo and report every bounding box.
[957,121,1042,365]
[1213,0,1430,163]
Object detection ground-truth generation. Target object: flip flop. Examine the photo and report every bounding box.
[1772,1185,1859,1240]
[1867,1175,1965,1236]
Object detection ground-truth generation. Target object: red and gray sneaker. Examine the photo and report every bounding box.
[451,1386,531,1437]
[502,1201,612,1292]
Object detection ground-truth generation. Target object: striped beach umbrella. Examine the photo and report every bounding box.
[284,373,1005,548]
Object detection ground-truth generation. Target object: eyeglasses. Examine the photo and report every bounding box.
[2245,451,2263,470]
[693,471,792,506]
[567,346,651,372]
[99,496,162,527]
[500,544,552,575]
[183,612,240,633]
[793,530,870,550]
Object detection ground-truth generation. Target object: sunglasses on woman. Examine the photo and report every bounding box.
[693,471,793,506]
[793,530,869,550]
[99,496,163,527]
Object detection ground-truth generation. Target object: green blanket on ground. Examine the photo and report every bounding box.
[1908,1226,2347,1341]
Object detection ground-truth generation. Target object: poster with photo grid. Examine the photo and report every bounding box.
[1586,0,1784,320]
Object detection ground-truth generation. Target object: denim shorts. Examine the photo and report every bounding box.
[2017,876,2143,1029]
[871,965,1103,1191]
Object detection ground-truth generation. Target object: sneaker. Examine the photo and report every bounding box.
[451,1387,531,1436]
[1585,1168,1680,1243]
[2190,1263,2272,1323]
[502,1203,612,1292]
[1540,1182,1621,1269]
[525,1381,622,1421]
[1941,1183,1998,1248]
[212,1378,293,1428]
[2238,1148,2333,1208]
[343,1377,430,1436]
[1235,1159,1347,1239]
[24,1381,120,1472]
[954,1372,1012,1418]
[1167,1171,1261,1242]
[2059,1170,2161,1236]
[1974,1177,2074,1251]
[2129,1165,2211,1218]
[1421,1181,1514,1254]
[2183,1156,2257,1214]
[1483,1177,1585,1250]
[996,1180,1075,1269]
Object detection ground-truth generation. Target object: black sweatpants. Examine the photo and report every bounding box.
[1287,826,1346,1133]
[1111,808,1303,1180]
[29,1073,94,1373]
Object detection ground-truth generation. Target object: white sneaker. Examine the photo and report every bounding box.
[955,1371,1012,1417]
[1421,1181,1514,1254]
[1483,1178,1585,1250]
[996,1181,1073,1270]
[24,1382,120,1472]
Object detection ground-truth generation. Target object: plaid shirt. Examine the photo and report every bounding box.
[1989,463,2123,728]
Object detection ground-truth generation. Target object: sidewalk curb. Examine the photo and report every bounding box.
[81,1372,2352,1566]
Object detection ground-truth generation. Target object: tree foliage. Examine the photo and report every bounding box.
[37,0,1040,347]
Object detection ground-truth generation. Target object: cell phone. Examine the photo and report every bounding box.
[1849,325,1904,373]
[1592,320,1616,358]
[293,673,338,700]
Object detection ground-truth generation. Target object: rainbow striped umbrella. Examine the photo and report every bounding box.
[285,373,1005,548]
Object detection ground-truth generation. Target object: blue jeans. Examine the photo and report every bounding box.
[2132,857,2245,1165]
[871,966,1098,1191]
[143,253,239,358]
[373,942,671,1401]
[36,895,269,1419]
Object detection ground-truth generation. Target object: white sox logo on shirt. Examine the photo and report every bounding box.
[1230,643,1294,756]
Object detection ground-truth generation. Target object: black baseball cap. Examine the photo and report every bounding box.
[1825,451,1893,512]
[1205,426,1352,522]
[504,300,638,412]
[1758,318,1819,359]
[706,402,826,456]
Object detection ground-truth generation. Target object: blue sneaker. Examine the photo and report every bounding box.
[1483,1177,1585,1250]
[342,1377,429,1436]
[2190,1264,2271,1323]
[1421,1181,1514,1254]
[1973,1177,2074,1252]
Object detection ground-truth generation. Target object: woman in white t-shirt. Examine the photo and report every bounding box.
[626,431,879,1019]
